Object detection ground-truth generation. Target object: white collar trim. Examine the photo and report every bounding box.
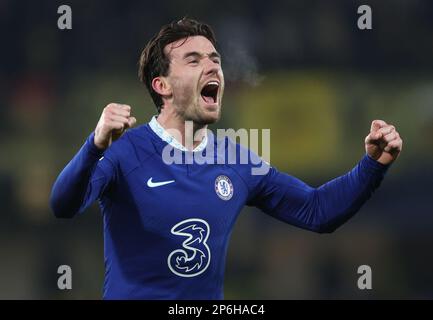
[149,116,208,152]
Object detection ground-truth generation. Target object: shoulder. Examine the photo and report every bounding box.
[103,124,155,174]
[214,135,272,188]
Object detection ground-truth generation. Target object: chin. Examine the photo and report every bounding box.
[191,104,221,125]
[201,108,221,124]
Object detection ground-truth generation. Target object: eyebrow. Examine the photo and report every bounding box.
[183,51,221,60]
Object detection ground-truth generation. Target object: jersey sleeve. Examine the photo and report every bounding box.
[50,132,118,218]
[246,154,390,233]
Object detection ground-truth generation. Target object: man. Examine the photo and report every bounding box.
[50,18,403,299]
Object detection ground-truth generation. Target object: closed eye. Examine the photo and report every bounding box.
[183,51,221,66]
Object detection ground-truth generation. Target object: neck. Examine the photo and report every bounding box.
[156,109,207,151]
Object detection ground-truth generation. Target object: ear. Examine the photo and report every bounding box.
[151,77,172,98]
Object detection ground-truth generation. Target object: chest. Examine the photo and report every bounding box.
[119,160,248,236]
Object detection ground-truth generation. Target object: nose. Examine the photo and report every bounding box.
[203,58,220,76]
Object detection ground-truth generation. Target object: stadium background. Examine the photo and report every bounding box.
[1,0,432,299]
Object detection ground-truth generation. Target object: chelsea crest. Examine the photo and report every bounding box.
[215,175,233,201]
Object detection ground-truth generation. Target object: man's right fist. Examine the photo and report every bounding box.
[94,103,137,150]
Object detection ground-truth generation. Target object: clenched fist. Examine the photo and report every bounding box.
[94,103,137,150]
[365,120,403,165]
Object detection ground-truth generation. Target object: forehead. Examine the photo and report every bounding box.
[165,35,217,59]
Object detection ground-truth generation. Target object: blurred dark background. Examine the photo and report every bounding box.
[1,0,432,299]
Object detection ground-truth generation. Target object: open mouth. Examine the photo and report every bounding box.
[200,81,219,104]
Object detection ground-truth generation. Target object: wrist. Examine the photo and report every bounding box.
[87,132,106,156]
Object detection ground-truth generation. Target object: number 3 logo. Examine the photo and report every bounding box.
[167,218,211,277]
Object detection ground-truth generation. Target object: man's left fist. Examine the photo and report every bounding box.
[365,120,403,165]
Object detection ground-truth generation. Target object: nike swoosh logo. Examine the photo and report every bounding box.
[147,177,175,188]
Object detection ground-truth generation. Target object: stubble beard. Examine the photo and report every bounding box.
[176,93,222,127]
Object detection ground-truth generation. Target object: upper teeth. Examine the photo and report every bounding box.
[207,81,219,86]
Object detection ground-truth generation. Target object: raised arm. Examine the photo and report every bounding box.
[50,103,136,218]
[248,120,403,233]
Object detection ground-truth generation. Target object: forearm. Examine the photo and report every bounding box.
[309,154,389,232]
[261,154,389,233]
[50,132,109,218]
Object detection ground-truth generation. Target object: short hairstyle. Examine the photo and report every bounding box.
[138,17,217,113]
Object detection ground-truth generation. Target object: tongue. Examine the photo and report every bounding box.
[202,94,214,104]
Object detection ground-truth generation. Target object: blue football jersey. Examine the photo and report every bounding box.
[50,120,389,299]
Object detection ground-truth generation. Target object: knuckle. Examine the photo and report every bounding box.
[104,106,114,114]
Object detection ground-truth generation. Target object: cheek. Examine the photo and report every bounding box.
[169,70,200,102]
[219,71,225,89]
[171,78,196,103]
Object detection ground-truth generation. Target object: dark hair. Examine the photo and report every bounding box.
[138,17,217,113]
